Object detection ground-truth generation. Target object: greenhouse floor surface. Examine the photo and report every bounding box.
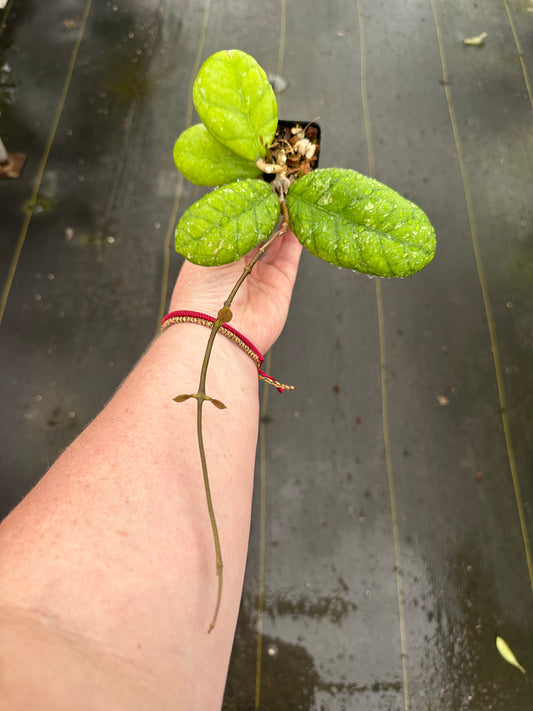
[1,1,532,709]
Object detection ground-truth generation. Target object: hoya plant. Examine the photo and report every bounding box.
[171,49,436,631]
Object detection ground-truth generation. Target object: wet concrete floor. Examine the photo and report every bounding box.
[1,0,532,708]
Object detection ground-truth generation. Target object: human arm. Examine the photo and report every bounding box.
[0,231,302,710]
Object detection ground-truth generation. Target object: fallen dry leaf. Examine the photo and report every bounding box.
[464,31,487,46]
[496,636,526,675]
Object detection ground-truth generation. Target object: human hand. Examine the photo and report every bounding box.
[169,230,302,354]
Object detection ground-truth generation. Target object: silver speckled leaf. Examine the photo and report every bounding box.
[286,168,436,277]
[193,49,278,162]
[175,179,280,266]
[173,124,261,186]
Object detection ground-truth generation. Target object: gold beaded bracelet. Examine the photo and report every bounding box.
[161,310,294,393]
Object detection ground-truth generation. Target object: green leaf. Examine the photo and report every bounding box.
[286,168,436,278]
[173,124,261,186]
[193,49,278,162]
[175,179,280,266]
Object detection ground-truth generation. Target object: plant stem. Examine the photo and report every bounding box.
[190,198,290,633]
[195,322,224,633]
[223,203,290,309]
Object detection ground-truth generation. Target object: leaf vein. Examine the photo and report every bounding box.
[292,191,433,256]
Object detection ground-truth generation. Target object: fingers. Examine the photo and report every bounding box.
[170,259,242,313]
[261,229,303,282]
[261,229,301,265]
[169,230,302,315]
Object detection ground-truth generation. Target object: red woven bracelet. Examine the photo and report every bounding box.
[161,310,294,393]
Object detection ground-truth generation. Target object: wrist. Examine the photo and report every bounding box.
[161,310,294,394]
[159,319,259,383]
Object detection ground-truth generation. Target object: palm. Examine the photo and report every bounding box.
[170,231,302,354]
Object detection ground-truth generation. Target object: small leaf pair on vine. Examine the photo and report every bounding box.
[171,49,436,631]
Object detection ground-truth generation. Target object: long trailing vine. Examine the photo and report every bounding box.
[170,49,437,631]
[172,199,291,632]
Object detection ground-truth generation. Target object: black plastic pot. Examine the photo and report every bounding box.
[263,119,321,186]
[277,119,321,161]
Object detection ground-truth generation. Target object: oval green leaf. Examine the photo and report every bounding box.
[193,49,278,162]
[286,168,436,278]
[175,179,280,266]
[173,124,261,186]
